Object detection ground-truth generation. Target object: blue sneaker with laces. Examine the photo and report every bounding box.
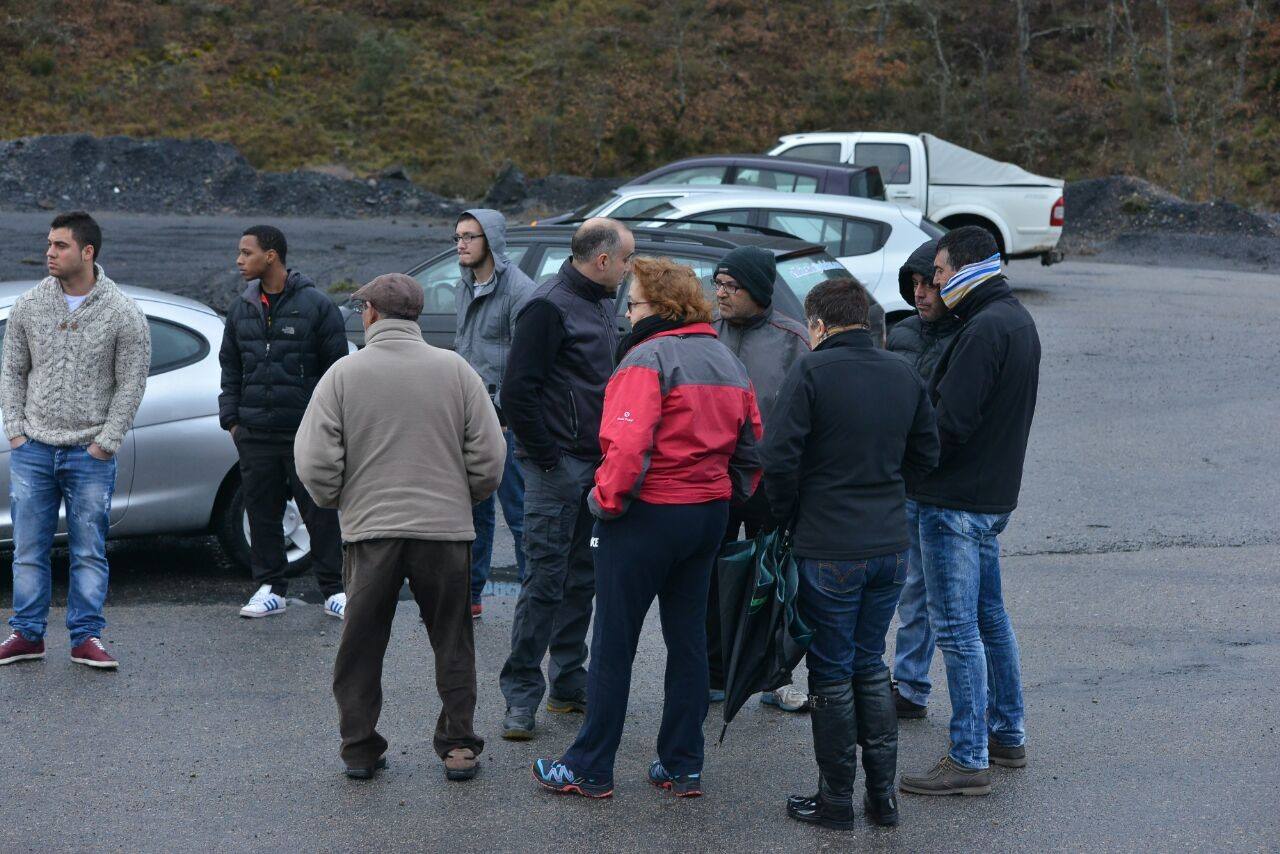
[532,758,613,799]
[648,759,703,797]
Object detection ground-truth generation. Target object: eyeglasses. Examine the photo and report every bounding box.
[350,298,369,314]
[453,233,484,245]
[712,278,740,295]
[626,300,652,312]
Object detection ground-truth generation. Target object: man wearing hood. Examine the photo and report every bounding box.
[885,239,961,721]
[453,209,535,619]
[899,226,1040,797]
[220,225,349,621]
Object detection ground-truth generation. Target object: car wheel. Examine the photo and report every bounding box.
[216,479,313,578]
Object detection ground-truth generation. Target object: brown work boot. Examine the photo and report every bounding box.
[444,747,478,781]
[899,755,991,796]
[988,739,1027,768]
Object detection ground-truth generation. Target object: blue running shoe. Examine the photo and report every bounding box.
[648,759,703,797]
[532,758,613,799]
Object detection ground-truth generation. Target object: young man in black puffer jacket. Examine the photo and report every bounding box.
[219,225,349,621]
[885,239,961,721]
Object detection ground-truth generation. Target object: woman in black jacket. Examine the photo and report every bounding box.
[762,278,939,830]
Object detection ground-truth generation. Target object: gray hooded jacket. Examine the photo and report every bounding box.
[454,208,535,406]
[713,308,811,430]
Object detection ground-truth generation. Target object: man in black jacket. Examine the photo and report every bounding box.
[885,239,962,721]
[497,218,633,740]
[219,225,348,621]
[763,278,938,830]
[899,226,1040,797]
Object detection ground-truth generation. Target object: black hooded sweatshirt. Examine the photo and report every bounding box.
[910,275,1040,514]
[887,238,962,383]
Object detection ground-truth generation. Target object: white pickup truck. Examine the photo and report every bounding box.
[769,132,1065,264]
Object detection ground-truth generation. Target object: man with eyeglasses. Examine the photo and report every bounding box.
[497,218,634,741]
[705,246,813,712]
[452,209,535,620]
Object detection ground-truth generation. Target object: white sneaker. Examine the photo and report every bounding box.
[324,592,347,620]
[761,683,810,712]
[239,584,287,618]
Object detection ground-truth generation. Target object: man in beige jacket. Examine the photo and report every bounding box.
[294,273,505,783]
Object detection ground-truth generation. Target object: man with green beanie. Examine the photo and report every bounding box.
[709,245,812,713]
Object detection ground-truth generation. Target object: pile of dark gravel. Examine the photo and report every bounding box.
[0,134,465,219]
[1064,176,1278,241]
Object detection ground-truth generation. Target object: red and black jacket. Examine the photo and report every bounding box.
[588,323,762,520]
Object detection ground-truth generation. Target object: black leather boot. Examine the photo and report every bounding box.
[786,679,857,830]
[854,666,900,826]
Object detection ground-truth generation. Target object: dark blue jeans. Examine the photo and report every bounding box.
[797,551,907,685]
[561,499,728,782]
[8,440,117,644]
[917,504,1025,770]
[470,430,526,603]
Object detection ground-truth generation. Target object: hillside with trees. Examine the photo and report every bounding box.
[1,0,1276,207]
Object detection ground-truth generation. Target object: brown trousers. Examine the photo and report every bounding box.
[333,538,483,766]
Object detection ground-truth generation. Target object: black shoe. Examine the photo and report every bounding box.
[892,682,927,719]
[988,739,1027,768]
[786,791,856,830]
[345,756,387,780]
[545,692,587,714]
[864,792,900,827]
[502,707,536,740]
[648,759,703,797]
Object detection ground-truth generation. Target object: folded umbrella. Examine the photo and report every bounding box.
[716,529,812,741]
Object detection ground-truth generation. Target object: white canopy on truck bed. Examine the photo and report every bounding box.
[922,134,1063,188]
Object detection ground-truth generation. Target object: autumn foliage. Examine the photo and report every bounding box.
[0,0,1275,206]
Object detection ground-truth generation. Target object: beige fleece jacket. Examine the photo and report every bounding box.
[294,318,505,543]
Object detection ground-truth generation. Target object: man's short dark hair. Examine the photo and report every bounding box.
[937,225,998,269]
[571,221,623,263]
[242,225,288,264]
[50,211,102,264]
[804,277,870,329]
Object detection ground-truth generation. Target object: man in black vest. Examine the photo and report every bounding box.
[219,225,348,621]
[498,218,634,740]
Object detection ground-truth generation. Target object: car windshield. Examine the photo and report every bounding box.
[572,190,621,218]
[776,252,851,300]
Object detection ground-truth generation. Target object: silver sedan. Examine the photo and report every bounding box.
[0,281,313,572]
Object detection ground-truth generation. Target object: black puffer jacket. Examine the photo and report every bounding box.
[218,271,349,433]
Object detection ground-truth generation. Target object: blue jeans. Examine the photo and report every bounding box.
[470,431,525,603]
[797,551,907,685]
[917,504,1025,770]
[893,499,935,705]
[8,440,117,644]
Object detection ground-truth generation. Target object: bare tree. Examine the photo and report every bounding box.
[1154,0,1190,193]
[1117,0,1142,87]
[1233,0,1263,104]
[918,0,952,124]
[1014,0,1031,100]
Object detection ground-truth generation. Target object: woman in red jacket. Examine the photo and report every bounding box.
[533,257,762,800]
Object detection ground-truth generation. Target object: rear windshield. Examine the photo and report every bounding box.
[776,253,851,301]
[920,218,948,239]
[572,190,619,218]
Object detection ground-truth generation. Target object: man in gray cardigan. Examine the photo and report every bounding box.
[0,212,150,669]
[295,273,505,783]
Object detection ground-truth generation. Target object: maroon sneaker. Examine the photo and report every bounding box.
[0,632,45,665]
[70,637,118,669]
[471,602,483,620]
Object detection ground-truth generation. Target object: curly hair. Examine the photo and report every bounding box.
[631,257,713,324]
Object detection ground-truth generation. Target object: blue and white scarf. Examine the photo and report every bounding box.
[940,253,1002,309]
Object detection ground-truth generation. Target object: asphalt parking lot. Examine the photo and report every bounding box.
[1,257,1278,852]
